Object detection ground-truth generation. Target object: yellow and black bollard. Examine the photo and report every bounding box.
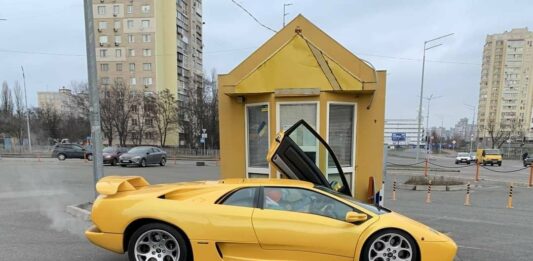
[464,183,471,206]
[507,184,513,209]
[392,180,397,201]
[426,180,432,204]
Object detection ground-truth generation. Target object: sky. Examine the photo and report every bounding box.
[0,0,532,128]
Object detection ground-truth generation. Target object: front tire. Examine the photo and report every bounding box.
[127,223,189,261]
[111,158,118,166]
[139,158,147,167]
[87,154,93,161]
[361,229,419,261]
[160,158,166,166]
[57,154,66,161]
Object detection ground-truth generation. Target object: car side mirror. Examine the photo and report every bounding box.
[146,152,150,155]
[345,211,368,223]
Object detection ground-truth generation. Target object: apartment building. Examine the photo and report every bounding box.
[477,28,533,142]
[37,87,75,115]
[92,0,203,146]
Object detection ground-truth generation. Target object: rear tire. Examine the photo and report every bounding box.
[111,158,118,166]
[87,154,93,161]
[127,223,189,261]
[361,228,419,261]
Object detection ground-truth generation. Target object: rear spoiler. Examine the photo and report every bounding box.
[96,176,150,196]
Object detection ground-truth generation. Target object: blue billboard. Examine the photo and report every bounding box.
[391,132,407,142]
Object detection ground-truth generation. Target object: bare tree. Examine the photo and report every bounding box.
[483,117,522,148]
[131,94,156,145]
[103,81,139,147]
[0,81,14,136]
[12,81,25,145]
[154,89,178,147]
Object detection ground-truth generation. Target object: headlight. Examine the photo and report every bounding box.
[104,155,111,159]
[132,156,141,161]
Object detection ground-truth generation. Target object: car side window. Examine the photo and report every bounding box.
[221,188,257,208]
[263,187,353,221]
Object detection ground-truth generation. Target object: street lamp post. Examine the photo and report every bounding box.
[21,66,32,153]
[465,104,476,155]
[416,33,454,161]
[283,3,293,27]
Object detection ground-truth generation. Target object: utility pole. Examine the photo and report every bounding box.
[283,3,293,27]
[20,66,32,153]
[416,33,454,161]
[465,104,476,155]
[83,0,104,199]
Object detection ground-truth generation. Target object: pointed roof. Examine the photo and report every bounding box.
[221,15,378,95]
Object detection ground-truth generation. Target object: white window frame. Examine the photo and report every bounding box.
[326,101,357,195]
[141,5,151,13]
[245,103,270,178]
[276,101,320,178]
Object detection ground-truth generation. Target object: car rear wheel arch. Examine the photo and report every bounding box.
[360,228,420,261]
[123,218,193,261]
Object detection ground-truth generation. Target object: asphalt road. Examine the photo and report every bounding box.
[0,158,218,261]
[387,152,532,185]
[1,157,532,260]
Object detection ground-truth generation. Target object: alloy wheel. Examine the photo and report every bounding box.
[133,229,180,261]
[368,232,414,261]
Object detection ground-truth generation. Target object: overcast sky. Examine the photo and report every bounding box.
[0,0,532,128]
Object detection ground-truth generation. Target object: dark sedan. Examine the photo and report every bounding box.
[102,147,129,166]
[52,143,93,161]
[118,146,167,167]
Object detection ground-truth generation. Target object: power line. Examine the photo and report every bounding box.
[229,0,277,33]
[0,47,481,66]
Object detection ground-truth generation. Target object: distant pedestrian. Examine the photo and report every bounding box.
[522,151,529,160]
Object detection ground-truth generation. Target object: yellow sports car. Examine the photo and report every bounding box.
[86,120,457,261]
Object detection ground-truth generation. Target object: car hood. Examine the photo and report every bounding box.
[377,212,454,242]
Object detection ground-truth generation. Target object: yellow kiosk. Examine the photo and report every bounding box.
[218,15,386,201]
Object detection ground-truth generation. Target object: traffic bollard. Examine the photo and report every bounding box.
[464,183,471,206]
[392,180,397,201]
[425,180,432,204]
[475,162,480,182]
[507,184,513,209]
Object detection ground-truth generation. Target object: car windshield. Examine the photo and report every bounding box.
[457,153,469,157]
[315,186,389,215]
[102,147,115,153]
[485,149,501,155]
[128,147,149,154]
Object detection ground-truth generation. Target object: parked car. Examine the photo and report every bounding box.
[455,152,472,164]
[118,146,167,167]
[52,143,93,161]
[87,120,457,261]
[102,147,129,166]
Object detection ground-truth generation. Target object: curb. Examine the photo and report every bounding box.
[66,203,92,221]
